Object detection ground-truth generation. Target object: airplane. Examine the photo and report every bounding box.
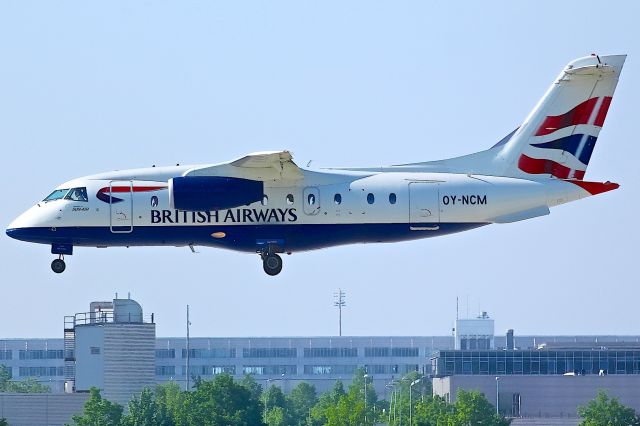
[6,54,625,276]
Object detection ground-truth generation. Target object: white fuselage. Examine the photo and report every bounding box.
[6,165,589,255]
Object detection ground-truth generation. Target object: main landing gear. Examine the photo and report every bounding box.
[260,246,283,276]
[51,255,66,274]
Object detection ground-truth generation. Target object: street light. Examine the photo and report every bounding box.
[495,376,500,415]
[364,374,369,425]
[409,378,422,426]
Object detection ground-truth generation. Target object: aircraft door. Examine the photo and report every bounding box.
[109,180,134,233]
[409,182,440,230]
[303,187,321,215]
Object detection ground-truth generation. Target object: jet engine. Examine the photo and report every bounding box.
[168,176,264,211]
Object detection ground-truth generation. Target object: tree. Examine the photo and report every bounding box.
[240,374,263,402]
[0,365,10,391]
[154,382,186,425]
[264,406,285,426]
[184,373,264,425]
[578,390,640,426]
[262,385,287,426]
[310,380,345,426]
[0,365,49,393]
[69,387,124,426]
[287,382,318,426]
[0,418,8,426]
[453,390,510,426]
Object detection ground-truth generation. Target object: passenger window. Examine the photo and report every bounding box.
[262,195,269,206]
[334,194,342,205]
[389,193,397,204]
[307,194,316,206]
[65,187,88,202]
[367,193,375,204]
[286,194,294,205]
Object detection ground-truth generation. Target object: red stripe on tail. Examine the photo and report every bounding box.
[518,154,585,180]
[535,97,599,136]
[594,96,613,127]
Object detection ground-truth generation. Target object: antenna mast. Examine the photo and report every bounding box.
[333,289,346,336]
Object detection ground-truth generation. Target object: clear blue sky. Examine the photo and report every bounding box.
[1,1,638,338]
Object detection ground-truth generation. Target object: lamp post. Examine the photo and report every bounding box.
[409,378,422,426]
[363,374,369,425]
[495,376,500,415]
[264,378,272,423]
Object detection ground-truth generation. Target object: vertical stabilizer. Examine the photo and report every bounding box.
[499,54,625,180]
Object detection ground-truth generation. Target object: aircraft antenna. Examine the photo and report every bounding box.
[333,289,346,336]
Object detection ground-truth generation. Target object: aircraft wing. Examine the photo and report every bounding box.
[184,150,303,182]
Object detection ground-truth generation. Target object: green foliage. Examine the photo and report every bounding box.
[69,387,124,426]
[578,390,640,426]
[183,373,264,425]
[240,374,263,401]
[390,378,509,426]
[287,382,318,426]
[453,390,510,426]
[0,418,8,426]
[0,364,49,393]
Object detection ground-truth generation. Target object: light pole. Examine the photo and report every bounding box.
[264,378,272,423]
[495,376,500,415]
[409,378,421,426]
[363,374,369,425]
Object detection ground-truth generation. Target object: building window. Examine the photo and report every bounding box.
[367,193,375,204]
[334,194,342,205]
[389,193,397,204]
[0,350,11,360]
[286,194,294,205]
[156,366,176,376]
[90,347,100,355]
[156,349,176,359]
[303,365,357,375]
[391,347,419,357]
[364,347,389,357]
[303,348,358,358]
[212,365,236,375]
[19,350,63,360]
[242,365,297,375]
[182,348,236,359]
[19,366,63,377]
[243,348,297,358]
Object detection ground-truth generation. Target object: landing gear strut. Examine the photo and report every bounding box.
[51,255,66,274]
[260,246,283,276]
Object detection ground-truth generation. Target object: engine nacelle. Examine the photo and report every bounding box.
[168,176,264,211]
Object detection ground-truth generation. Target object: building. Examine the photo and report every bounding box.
[455,311,494,350]
[431,342,640,421]
[67,298,156,406]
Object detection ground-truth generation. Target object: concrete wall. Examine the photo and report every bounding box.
[0,393,89,426]
[103,323,155,406]
[74,325,105,392]
[434,375,640,419]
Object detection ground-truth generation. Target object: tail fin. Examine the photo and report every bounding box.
[500,54,625,180]
[391,54,625,180]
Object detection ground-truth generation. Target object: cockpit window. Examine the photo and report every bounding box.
[65,187,88,202]
[43,189,70,202]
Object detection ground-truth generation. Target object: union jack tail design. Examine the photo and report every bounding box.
[505,54,625,180]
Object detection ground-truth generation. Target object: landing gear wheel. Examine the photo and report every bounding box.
[262,254,283,276]
[51,258,66,274]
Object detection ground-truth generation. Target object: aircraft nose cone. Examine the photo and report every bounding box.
[6,227,29,242]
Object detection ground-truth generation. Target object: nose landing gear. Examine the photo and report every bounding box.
[51,255,66,274]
